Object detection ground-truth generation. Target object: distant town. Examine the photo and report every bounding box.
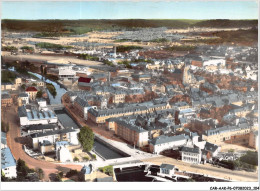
[1,18,258,183]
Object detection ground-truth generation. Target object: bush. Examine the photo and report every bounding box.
[239,151,258,166]
[1,70,16,83]
[73,157,79,162]
[103,60,115,66]
[36,168,44,180]
[36,90,43,98]
[151,38,169,43]
[46,83,57,97]
[98,165,113,176]
[2,46,18,52]
[65,169,78,178]
[92,154,96,160]
[21,84,26,90]
[83,156,89,161]
[21,46,34,52]
[36,42,72,50]
[116,45,143,53]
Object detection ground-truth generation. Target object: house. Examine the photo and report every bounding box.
[1,82,16,91]
[111,91,126,104]
[78,77,93,87]
[149,134,189,154]
[56,141,72,162]
[1,132,7,149]
[1,93,13,107]
[180,146,201,164]
[158,163,177,178]
[25,87,38,100]
[1,148,17,178]
[17,93,29,106]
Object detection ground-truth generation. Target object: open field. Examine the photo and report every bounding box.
[2,51,103,67]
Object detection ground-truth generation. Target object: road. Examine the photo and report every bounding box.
[142,156,258,182]
[3,106,82,181]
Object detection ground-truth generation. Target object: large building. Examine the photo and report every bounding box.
[18,105,58,126]
[73,97,95,120]
[1,148,17,178]
[30,127,79,150]
[1,93,13,107]
[113,119,149,147]
[149,134,190,154]
[202,122,253,144]
[88,102,171,124]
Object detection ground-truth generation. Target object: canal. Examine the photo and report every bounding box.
[54,109,129,160]
[28,72,67,105]
[93,140,129,160]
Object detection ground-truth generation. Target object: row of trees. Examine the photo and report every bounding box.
[1,121,9,133]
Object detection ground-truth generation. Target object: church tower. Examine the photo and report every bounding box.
[183,63,192,85]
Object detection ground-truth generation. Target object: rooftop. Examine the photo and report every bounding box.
[26,87,38,92]
[1,147,16,169]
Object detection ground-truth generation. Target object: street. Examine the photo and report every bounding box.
[3,105,82,181]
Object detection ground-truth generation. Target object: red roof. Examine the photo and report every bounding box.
[78,77,91,83]
[25,87,38,92]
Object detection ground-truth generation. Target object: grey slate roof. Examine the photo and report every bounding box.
[160,163,175,170]
[115,119,147,133]
[204,142,219,153]
[1,132,7,145]
[1,148,16,169]
[74,96,90,108]
[30,127,77,138]
[150,134,188,145]
[205,123,250,136]
[18,105,27,117]
[26,124,56,131]
[1,93,11,99]
[18,93,29,98]
[181,146,200,154]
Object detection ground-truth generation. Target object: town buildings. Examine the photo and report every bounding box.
[1,148,17,178]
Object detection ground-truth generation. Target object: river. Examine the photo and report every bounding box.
[28,72,67,105]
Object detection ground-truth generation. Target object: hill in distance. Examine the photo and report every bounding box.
[2,19,258,34]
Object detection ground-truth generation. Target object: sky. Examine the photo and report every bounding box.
[1,1,258,20]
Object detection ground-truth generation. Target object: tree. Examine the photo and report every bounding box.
[5,123,9,133]
[16,158,29,178]
[73,157,79,162]
[78,126,94,152]
[36,168,44,180]
[36,90,43,98]
[21,84,26,90]
[32,83,37,86]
